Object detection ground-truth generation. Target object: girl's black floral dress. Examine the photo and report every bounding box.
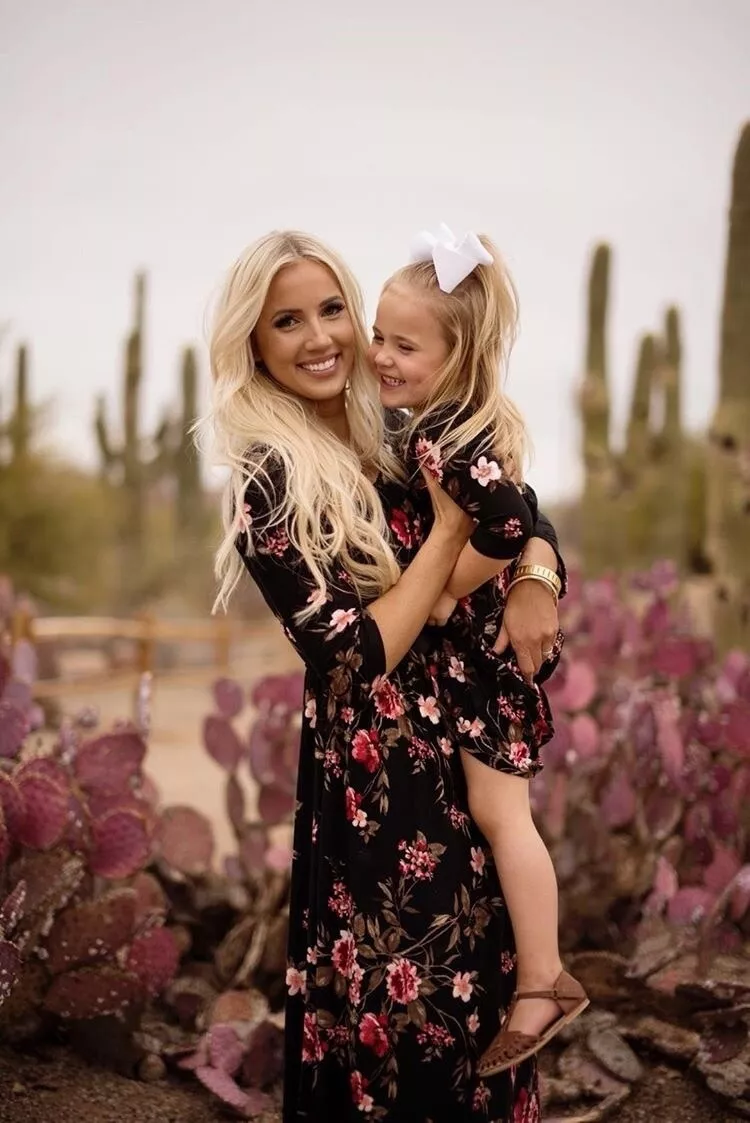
[400,411,563,780]
[237,457,541,1123]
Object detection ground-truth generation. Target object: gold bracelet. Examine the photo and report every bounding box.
[512,563,562,597]
[506,574,559,604]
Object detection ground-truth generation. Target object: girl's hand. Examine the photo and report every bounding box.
[421,468,475,544]
[427,591,458,626]
[493,578,559,681]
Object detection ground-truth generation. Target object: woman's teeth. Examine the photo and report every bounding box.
[381,375,405,388]
[300,356,337,373]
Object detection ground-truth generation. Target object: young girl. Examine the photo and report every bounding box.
[368,226,588,1074]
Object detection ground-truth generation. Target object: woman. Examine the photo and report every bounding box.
[207,230,561,1122]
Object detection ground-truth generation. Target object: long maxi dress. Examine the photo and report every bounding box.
[237,455,545,1123]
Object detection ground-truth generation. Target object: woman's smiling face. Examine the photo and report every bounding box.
[252,259,355,405]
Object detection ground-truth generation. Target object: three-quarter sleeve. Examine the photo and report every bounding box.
[235,465,386,686]
[413,425,534,561]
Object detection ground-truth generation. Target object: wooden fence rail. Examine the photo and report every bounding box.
[9,609,257,695]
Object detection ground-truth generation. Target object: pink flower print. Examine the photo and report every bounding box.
[345,790,361,822]
[503,516,524,538]
[389,507,416,549]
[513,1087,541,1123]
[349,962,364,1006]
[371,677,405,717]
[438,736,454,757]
[329,607,357,635]
[473,1083,491,1110]
[285,966,306,996]
[306,585,328,611]
[302,1011,326,1063]
[470,456,502,487]
[358,1012,390,1058]
[470,846,486,876]
[328,879,354,920]
[323,746,343,778]
[340,706,355,724]
[304,697,317,728]
[311,817,319,843]
[509,740,532,770]
[448,655,466,682]
[499,696,524,721]
[385,958,420,1004]
[332,930,358,978]
[467,1010,480,1034]
[416,1022,455,1053]
[236,502,252,533]
[448,804,470,831]
[501,950,516,974]
[263,527,290,557]
[415,436,444,482]
[345,787,367,828]
[350,1070,374,1113]
[408,737,432,765]
[452,971,474,1002]
[351,729,382,774]
[306,946,318,964]
[418,694,441,724]
[458,716,486,739]
[398,837,439,881]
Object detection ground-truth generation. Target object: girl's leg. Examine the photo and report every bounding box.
[461,748,563,1037]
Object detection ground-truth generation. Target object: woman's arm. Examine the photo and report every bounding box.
[240,466,472,682]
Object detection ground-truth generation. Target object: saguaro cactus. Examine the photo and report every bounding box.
[708,122,750,651]
[624,333,658,474]
[176,346,201,532]
[94,274,146,547]
[9,346,31,465]
[579,243,622,574]
[93,275,150,598]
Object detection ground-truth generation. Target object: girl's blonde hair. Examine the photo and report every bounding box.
[205,230,401,615]
[386,235,528,480]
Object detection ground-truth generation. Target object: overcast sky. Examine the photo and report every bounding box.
[1,0,748,499]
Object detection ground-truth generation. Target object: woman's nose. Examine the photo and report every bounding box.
[303,319,333,350]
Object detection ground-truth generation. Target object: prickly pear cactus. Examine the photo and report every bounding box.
[0,664,179,1040]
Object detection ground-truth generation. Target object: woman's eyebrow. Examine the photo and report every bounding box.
[271,295,342,317]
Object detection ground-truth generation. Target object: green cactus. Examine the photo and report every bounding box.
[176,346,201,532]
[624,334,657,473]
[579,243,622,574]
[9,345,31,465]
[662,307,681,448]
[708,121,750,652]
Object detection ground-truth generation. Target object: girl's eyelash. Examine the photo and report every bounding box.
[324,301,345,315]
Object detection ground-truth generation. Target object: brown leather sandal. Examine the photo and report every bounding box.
[476,969,589,1077]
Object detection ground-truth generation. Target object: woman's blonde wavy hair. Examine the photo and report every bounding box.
[205,230,402,616]
[385,235,529,481]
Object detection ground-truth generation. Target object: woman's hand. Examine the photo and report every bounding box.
[493,577,559,681]
[427,591,458,626]
[421,468,475,545]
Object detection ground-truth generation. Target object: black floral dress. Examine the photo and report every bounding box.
[400,411,562,779]
[237,458,541,1123]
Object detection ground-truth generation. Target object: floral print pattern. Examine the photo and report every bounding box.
[237,459,540,1122]
[405,410,565,776]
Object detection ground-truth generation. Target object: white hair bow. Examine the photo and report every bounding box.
[409,222,493,293]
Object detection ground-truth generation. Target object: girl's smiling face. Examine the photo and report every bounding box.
[368,282,449,409]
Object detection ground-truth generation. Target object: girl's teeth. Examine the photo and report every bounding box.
[301,357,337,373]
[382,376,404,387]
